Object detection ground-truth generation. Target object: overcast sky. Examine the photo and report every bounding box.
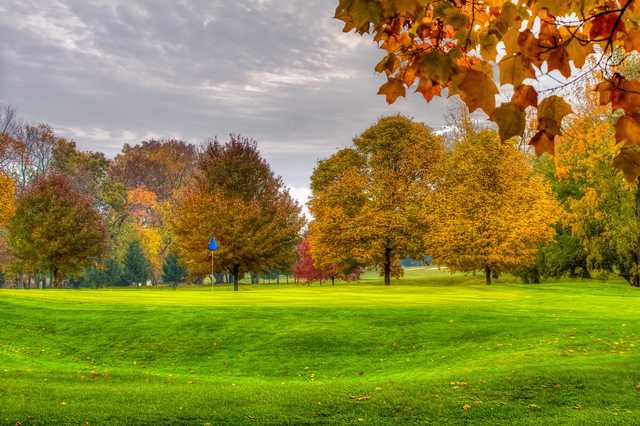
[0,0,458,206]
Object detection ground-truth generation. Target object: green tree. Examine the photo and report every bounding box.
[7,174,107,287]
[309,115,444,285]
[162,253,187,287]
[123,240,150,286]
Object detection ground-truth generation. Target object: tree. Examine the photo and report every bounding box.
[0,172,16,275]
[122,240,150,286]
[7,174,107,287]
[171,135,304,291]
[309,115,444,285]
[162,253,187,287]
[0,172,15,228]
[333,0,640,177]
[423,128,559,285]
[110,139,197,200]
[293,236,332,284]
[552,111,640,285]
[51,138,110,205]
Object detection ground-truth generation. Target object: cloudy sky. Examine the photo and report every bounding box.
[0,0,457,206]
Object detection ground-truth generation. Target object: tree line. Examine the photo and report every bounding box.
[1,94,639,289]
[0,107,303,289]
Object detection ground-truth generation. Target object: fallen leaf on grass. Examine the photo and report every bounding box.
[463,404,472,412]
[528,404,542,411]
[349,395,370,401]
[553,383,561,390]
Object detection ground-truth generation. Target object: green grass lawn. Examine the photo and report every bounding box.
[1,268,640,425]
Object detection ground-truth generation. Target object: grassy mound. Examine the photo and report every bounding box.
[1,269,639,425]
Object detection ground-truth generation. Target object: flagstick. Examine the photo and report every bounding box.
[211,251,214,291]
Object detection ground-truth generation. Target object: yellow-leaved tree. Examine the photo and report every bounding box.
[554,111,640,285]
[309,115,444,285]
[0,172,16,276]
[423,128,559,285]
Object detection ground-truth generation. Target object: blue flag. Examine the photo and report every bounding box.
[208,237,218,251]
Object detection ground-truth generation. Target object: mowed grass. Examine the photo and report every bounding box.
[1,269,640,425]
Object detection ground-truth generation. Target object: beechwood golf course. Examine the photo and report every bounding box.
[1,269,640,425]
[4,0,640,425]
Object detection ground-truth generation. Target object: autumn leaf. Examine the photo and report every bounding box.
[613,146,640,183]
[589,12,621,40]
[456,69,498,116]
[416,79,441,102]
[615,114,640,146]
[518,30,544,67]
[547,47,572,78]
[512,85,538,110]
[463,403,472,412]
[493,102,525,141]
[537,96,572,137]
[565,37,592,69]
[377,78,406,104]
[530,130,555,156]
[349,395,370,401]
[499,54,535,87]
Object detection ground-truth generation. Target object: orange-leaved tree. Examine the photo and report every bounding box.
[309,115,444,285]
[7,174,107,287]
[0,172,16,274]
[333,0,640,177]
[171,135,304,291]
[423,128,559,285]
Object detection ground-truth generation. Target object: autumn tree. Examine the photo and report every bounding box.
[110,139,197,200]
[424,128,559,285]
[309,115,444,285]
[171,135,304,291]
[550,111,640,284]
[293,235,332,284]
[7,174,107,287]
[0,172,16,276]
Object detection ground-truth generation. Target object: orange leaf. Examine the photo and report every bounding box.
[615,114,640,146]
[416,79,441,102]
[512,85,538,110]
[589,13,621,41]
[613,146,640,183]
[377,78,406,104]
[530,130,555,156]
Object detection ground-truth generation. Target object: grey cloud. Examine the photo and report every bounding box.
[0,0,454,198]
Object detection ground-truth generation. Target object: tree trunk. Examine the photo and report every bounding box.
[232,265,240,292]
[331,276,335,286]
[384,247,392,286]
[485,265,491,286]
[633,179,640,287]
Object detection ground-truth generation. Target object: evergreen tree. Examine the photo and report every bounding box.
[162,253,187,288]
[123,240,150,286]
